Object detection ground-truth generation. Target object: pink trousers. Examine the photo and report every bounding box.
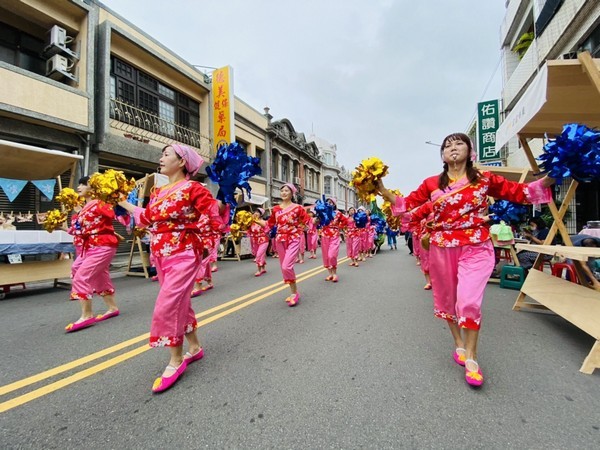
[195,253,212,283]
[70,245,83,279]
[255,241,269,267]
[151,249,198,347]
[346,235,359,259]
[208,239,219,263]
[321,235,340,269]
[298,232,306,255]
[275,238,301,283]
[428,241,495,330]
[307,232,318,252]
[70,246,116,301]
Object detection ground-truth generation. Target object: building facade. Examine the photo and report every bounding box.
[265,114,322,206]
[308,134,356,211]
[500,0,600,231]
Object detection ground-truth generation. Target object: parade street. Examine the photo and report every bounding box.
[1,246,599,449]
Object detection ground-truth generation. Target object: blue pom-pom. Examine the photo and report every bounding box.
[488,200,529,224]
[354,210,368,228]
[370,215,386,234]
[314,195,335,228]
[114,188,138,217]
[206,142,262,223]
[269,226,277,239]
[538,123,600,183]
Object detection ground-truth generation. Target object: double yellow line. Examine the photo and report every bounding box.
[0,259,347,413]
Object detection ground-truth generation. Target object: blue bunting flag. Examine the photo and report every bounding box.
[488,200,528,224]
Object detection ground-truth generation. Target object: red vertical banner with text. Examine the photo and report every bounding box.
[212,66,235,153]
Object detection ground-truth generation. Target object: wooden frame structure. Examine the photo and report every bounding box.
[0,140,83,289]
[494,52,600,374]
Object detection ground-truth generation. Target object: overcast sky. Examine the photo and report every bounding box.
[100,0,506,194]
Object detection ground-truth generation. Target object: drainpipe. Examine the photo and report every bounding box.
[264,107,273,207]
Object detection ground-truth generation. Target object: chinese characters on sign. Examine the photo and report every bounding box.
[212,66,235,152]
[477,99,500,163]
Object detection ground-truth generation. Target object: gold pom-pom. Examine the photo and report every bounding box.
[55,187,83,211]
[43,209,67,233]
[234,210,254,231]
[382,188,403,228]
[88,169,136,205]
[229,223,242,240]
[350,157,389,203]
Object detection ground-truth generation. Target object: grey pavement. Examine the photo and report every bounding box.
[0,243,599,449]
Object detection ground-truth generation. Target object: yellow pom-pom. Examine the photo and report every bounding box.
[55,187,83,211]
[234,210,254,231]
[229,223,242,240]
[382,188,403,229]
[350,157,389,203]
[43,209,67,233]
[88,169,136,205]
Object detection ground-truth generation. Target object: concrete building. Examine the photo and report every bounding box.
[308,134,356,211]
[499,0,600,230]
[0,0,96,220]
[265,112,322,206]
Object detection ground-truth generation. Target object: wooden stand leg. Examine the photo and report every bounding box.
[580,340,600,374]
[512,291,527,311]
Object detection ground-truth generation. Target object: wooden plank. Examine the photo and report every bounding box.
[579,52,600,97]
[515,244,600,261]
[520,269,600,340]
[580,340,600,374]
[0,260,72,285]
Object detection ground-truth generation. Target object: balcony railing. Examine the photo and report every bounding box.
[109,98,211,158]
[500,0,527,46]
[502,39,539,110]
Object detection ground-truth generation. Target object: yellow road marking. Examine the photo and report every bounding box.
[0,262,328,397]
[0,259,346,413]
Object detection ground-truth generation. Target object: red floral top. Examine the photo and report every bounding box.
[393,172,552,248]
[267,203,309,243]
[408,203,433,241]
[68,200,118,249]
[306,217,318,236]
[133,180,223,257]
[345,215,360,238]
[247,222,270,245]
[69,212,83,249]
[321,211,349,238]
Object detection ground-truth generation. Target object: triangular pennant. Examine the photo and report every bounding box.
[0,178,28,202]
[31,179,57,200]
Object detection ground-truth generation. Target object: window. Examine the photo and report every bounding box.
[281,157,288,181]
[256,148,265,174]
[272,152,279,180]
[324,176,331,195]
[110,55,201,141]
[0,22,45,76]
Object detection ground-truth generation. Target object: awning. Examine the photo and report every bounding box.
[495,57,600,149]
[241,191,268,206]
[0,139,83,180]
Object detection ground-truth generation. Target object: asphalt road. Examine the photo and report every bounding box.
[1,244,599,449]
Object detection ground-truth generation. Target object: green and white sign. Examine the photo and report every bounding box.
[477,99,500,162]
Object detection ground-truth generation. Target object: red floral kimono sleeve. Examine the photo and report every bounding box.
[486,172,552,205]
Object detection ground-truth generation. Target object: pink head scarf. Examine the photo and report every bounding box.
[169,144,204,179]
[281,183,297,195]
[327,197,337,207]
[256,207,265,216]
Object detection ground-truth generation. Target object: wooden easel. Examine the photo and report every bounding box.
[125,174,153,278]
[220,234,241,261]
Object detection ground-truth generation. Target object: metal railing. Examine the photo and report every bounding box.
[109,98,211,158]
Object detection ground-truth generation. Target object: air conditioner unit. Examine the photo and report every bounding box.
[294,177,301,185]
[46,54,78,83]
[47,25,68,48]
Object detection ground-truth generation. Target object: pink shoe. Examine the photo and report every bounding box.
[260,269,267,275]
[423,283,432,290]
[254,271,262,277]
[325,275,333,281]
[285,292,300,307]
[95,309,120,322]
[452,348,466,366]
[331,275,338,283]
[65,316,96,333]
[464,359,484,387]
[201,284,214,292]
[211,266,218,273]
[152,360,188,393]
[183,347,204,364]
[151,275,159,282]
[191,289,202,298]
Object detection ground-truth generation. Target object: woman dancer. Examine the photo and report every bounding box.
[247,208,269,276]
[378,132,554,387]
[259,183,309,306]
[409,202,433,290]
[65,176,119,333]
[119,144,226,393]
[306,210,319,259]
[191,208,228,296]
[321,198,349,282]
[345,207,360,267]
